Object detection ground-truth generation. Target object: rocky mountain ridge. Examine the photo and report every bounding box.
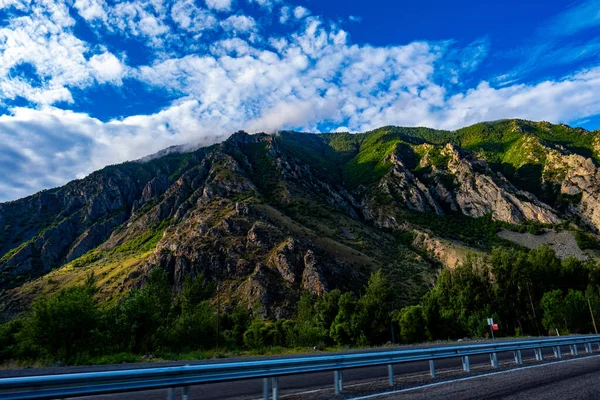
[2,119,600,318]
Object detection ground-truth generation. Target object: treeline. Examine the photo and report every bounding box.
[0,270,397,364]
[1,245,600,365]
[423,245,600,339]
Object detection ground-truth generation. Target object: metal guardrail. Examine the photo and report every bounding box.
[1,335,600,400]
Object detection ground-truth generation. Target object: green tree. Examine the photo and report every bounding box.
[243,320,275,349]
[180,273,216,314]
[330,292,358,346]
[314,289,341,338]
[395,305,426,343]
[355,270,393,345]
[108,267,172,353]
[18,276,100,361]
[563,289,588,333]
[167,301,217,351]
[540,289,567,334]
[288,293,326,347]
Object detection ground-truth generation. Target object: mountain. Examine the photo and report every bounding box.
[2,119,600,319]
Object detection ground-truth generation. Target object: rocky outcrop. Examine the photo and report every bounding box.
[362,143,561,229]
[443,144,561,225]
[544,149,600,232]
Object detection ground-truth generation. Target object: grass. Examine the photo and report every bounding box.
[3,219,172,311]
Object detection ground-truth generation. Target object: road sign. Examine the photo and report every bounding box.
[487,318,494,326]
[492,324,499,331]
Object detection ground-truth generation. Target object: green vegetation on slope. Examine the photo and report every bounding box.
[3,245,600,366]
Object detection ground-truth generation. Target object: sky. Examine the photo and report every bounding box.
[1,0,600,202]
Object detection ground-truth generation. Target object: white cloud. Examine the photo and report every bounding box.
[279,6,290,24]
[542,0,600,37]
[73,0,107,22]
[220,15,257,34]
[0,1,93,104]
[107,0,171,45]
[0,103,225,202]
[293,6,309,20]
[171,0,217,32]
[205,0,232,12]
[89,52,126,84]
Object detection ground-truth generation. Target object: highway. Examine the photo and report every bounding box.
[373,353,600,400]
[0,341,594,399]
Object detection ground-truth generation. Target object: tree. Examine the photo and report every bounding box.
[108,267,172,353]
[180,273,216,314]
[243,320,274,349]
[563,289,588,333]
[289,293,326,347]
[540,290,566,334]
[395,305,426,343]
[330,292,358,346]
[355,270,393,345]
[314,289,341,340]
[19,276,100,361]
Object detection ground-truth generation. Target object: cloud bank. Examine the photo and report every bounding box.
[0,0,599,202]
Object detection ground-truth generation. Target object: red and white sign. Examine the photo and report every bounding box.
[492,324,499,331]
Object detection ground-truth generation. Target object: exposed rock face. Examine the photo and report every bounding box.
[361,143,561,229]
[544,150,600,232]
[443,144,561,225]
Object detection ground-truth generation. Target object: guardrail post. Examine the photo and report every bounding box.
[534,348,544,361]
[272,377,279,400]
[585,343,592,354]
[570,344,578,355]
[334,370,343,394]
[183,386,189,400]
[167,388,175,400]
[263,378,270,400]
[387,364,394,386]
[553,346,562,359]
[462,356,470,372]
[490,352,498,368]
[513,350,523,365]
[429,360,436,378]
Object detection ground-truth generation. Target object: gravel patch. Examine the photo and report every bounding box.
[497,229,586,260]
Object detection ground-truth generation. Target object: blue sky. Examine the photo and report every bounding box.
[0,0,600,202]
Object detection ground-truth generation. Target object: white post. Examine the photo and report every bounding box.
[514,350,523,365]
[387,364,394,387]
[554,346,562,359]
[490,352,499,368]
[462,356,470,372]
[334,370,343,394]
[429,360,436,378]
[272,377,279,400]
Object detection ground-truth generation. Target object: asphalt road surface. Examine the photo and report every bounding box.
[0,340,595,399]
[376,353,600,400]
